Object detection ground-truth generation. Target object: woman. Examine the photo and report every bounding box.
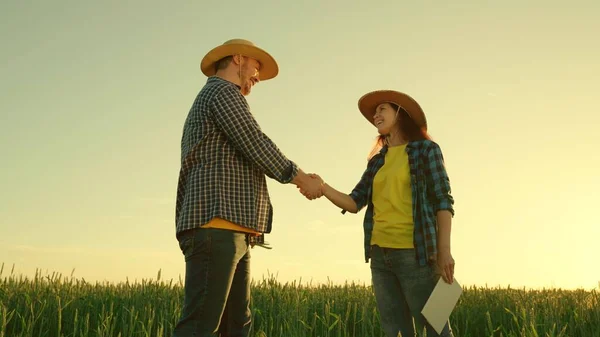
[308,90,456,337]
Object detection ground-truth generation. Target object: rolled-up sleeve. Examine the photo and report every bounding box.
[425,142,455,216]
[342,165,372,214]
[210,85,298,183]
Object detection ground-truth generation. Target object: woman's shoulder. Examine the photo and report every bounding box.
[409,139,441,151]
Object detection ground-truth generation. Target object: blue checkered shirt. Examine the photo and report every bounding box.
[176,76,299,244]
[343,140,455,266]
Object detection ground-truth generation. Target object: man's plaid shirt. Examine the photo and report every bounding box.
[176,76,299,244]
[343,140,455,266]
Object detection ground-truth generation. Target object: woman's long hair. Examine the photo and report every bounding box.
[367,103,431,160]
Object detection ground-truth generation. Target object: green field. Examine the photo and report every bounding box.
[1,264,598,337]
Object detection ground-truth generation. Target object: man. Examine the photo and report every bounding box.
[173,39,322,337]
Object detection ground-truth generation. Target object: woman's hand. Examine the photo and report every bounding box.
[308,173,324,191]
[298,173,324,199]
[436,249,455,284]
[293,170,324,200]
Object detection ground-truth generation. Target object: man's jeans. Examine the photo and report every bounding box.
[370,245,454,337]
[173,228,252,337]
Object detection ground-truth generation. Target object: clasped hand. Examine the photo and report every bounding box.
[297,173,324,200]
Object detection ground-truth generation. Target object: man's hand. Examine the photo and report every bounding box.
[299,175,323,200]
[292,170,324,200]
[305,173,325,198]
[302,174,323,200]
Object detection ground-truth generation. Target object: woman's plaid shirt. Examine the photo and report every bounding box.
[176,77,299,244]
[343,140,455,266]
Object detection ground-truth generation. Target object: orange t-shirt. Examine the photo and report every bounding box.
[202,217,261,236]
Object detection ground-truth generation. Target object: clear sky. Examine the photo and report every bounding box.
[1,0,599,290]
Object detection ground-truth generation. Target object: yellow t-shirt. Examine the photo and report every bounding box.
[202,217,261,236]
[371,144,414,248]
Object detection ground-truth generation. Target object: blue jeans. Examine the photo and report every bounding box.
[173,228,252,337]
[370,245,453,337]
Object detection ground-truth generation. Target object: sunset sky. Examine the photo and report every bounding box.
[1,0,599,290]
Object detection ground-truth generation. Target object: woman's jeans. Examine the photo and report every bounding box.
[370,245,453,337]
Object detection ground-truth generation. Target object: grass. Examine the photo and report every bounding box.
[1,263,599,336]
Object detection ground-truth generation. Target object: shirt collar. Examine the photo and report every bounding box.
[207,76,241,89]
[378,141,416,157]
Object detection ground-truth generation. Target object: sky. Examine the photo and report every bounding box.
[1,0,599,290]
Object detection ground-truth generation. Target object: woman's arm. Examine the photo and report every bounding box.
[305,164,374,214]
[436,210,452,252]
[424,142,456,284]
[425,142,454,216]
[300,151,379,213]
[321,182,358,213]
[436,210,454,283]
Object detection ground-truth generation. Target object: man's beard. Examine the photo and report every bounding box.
[240,74,252,96]
[236,62,251,95]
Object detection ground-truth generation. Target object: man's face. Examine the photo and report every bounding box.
[239,57,261,96]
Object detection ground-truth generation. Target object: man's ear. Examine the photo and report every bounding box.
[232,54,244,65]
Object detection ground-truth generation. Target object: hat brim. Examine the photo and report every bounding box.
[200,44,278,81]
[358,90,427,130]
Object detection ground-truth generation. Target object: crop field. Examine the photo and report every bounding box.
[1,264,598,337]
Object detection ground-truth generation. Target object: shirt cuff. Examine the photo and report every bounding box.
[282,160,299,184]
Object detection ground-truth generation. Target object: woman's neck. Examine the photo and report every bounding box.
[387,132,407,147]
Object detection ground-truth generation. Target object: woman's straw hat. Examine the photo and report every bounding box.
[358,90,427,130]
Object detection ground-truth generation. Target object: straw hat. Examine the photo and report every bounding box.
[200,38,279,80]
[358,90,427,130]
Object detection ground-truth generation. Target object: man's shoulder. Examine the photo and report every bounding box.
[201,77,240,100]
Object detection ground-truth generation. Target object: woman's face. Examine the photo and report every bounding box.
[372,103,399,135]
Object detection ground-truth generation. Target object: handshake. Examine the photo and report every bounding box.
[296,173,325,200]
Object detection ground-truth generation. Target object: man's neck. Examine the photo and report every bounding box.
[215,70,241,87]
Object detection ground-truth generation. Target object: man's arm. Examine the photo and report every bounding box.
[210,86,322,196]
[210,85,297,183]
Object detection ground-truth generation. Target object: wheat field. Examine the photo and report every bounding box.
[1,264,598,337]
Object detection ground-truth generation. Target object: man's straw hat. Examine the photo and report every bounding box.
[200,38,279,80]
